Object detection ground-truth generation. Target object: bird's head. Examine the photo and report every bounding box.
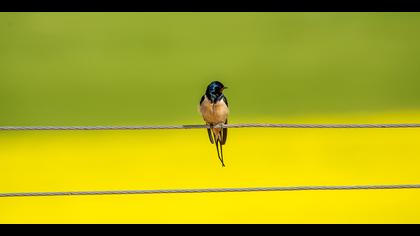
[206,81,227,103]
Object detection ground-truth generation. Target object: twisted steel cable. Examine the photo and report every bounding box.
[1,123,420,131]
[1,185,420,198]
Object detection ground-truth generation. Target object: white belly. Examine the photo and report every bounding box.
[200,96,229,125]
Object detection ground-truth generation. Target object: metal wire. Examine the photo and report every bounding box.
[1,124,419,198]
[1,184,420,198]
[1,123,420,131]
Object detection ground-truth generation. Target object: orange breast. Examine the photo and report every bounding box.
[200,97,229,125]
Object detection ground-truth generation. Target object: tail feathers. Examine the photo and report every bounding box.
[207,125,226,167]
[219,140,225,167]
[215,139,225,167]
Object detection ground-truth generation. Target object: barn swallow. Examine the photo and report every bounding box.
[199,81,229,167]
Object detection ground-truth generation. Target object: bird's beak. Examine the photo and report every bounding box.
[224,87,228,90]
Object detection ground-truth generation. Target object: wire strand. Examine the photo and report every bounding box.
[1,184,420,198]
[1,123,420,131]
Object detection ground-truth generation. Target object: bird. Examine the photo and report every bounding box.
[199,81,229,167]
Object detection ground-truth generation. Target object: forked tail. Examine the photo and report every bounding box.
[215,140,225,167]
[212,129,225,167]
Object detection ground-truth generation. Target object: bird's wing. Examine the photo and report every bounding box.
[199,95,205,105]
[207,128,214,144]
[221,96,228,145]
[221,119,228,145]
[222,95,228,107]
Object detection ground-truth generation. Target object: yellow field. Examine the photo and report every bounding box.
[1,111,420,223]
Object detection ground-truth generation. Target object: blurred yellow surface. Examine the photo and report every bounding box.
[0,111,420,223]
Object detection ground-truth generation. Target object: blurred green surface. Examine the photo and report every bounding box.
[1,13,420,126]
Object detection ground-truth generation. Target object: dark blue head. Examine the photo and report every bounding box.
[205,81,227,103]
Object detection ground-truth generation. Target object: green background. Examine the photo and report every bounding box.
[2,13,420,224]
[1,13,420,126]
